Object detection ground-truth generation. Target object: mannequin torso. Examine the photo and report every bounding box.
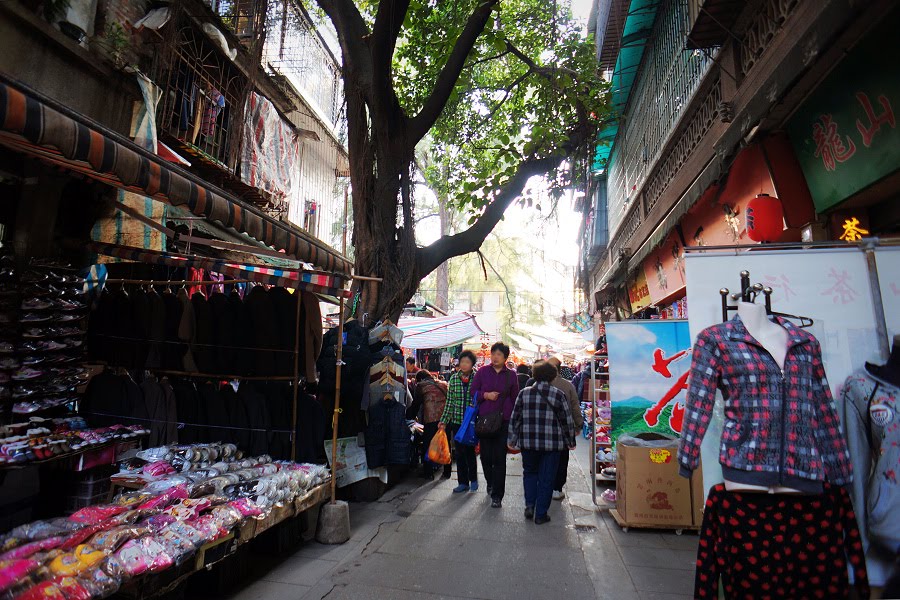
[724,302,802,494]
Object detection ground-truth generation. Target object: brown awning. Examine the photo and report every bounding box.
[0,75,352,276]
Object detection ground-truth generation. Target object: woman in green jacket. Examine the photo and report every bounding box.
[439,350,479,493]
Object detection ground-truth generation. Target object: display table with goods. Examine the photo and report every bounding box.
[0,441,330,600]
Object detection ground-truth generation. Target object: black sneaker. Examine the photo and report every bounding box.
[534,515,551,525]
[490,499,502,508]
[524,506,535,520]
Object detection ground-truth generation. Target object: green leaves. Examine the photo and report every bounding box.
[388,0,609,220]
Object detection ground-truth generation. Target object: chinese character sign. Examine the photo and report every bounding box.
[606,321,692,446]
[787,24,900,212]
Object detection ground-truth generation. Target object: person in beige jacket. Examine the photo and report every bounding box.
[547,357,583,500]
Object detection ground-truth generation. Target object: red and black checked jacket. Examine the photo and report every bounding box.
[678,316,853,487]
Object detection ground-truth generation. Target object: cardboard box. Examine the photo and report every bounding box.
[616,433,694,528]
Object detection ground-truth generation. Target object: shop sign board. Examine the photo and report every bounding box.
[642,231,688,305]
[605,320,692,446]
[323,437,388,488]
[786,23,900,212]
[627,268,652,313]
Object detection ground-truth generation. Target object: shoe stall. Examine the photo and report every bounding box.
[0,77,356,599]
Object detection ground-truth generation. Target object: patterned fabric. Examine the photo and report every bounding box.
[89,241,351,298]
[416,379,448,424]
[678,315,852,486]
[441,371,472,426]
[508,382,576,452]
[0,81,351,275]
[695,483,869,600]
[201,89,224,136]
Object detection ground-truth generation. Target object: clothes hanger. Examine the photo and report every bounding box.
[763,287,814,328]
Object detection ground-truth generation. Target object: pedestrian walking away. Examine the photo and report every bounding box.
[546,356,583,500]
[471,342,519,508]
[508,360,577,524]
[412,370,450,479]
[439,350,480,493]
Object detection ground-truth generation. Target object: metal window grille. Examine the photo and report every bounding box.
[153,21,248,170]
[606,0,713,238]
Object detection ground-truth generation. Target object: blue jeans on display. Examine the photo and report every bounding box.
[522,450,561,519]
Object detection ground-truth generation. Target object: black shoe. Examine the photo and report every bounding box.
[441,468,452,479]
[524,506,535,520]
[491,499,502,508]
[534,515,551,525]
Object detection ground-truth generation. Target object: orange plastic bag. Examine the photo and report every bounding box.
[427,429,451,465]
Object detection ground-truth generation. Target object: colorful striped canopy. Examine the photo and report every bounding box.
[0,78,352,276]
[89,241,351,298]
[397,314,484,350]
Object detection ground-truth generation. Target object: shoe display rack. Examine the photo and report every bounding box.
[0,257,90,423]
[589,352,614,507]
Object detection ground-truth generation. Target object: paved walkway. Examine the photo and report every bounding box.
[222,438,698,600]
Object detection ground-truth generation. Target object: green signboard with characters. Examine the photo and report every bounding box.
[786,15,900,213]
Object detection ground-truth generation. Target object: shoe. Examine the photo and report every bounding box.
[534,515,551,525]
[469,482,479,492]
[524,506,535,520]
[441,469,452,480]
[452,484,468,494]
[490,499,502,508]
[552,490,565,501]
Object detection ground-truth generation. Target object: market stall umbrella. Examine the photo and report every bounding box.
[397,313,484,350]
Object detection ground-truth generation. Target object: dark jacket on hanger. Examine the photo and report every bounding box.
[161,290,185,371]
[294,389,326,464]
[208,292,235,375]
[82,371,143,428]
[88,289,114,363]
[177,288,198,372]
[263,382,292,460]
[245,286,278,376]
[301,292,323,382]
[145,289,166,370]
[191,292,215,374]
[365,398,410,468]
[130,288,151,370]
[138,376,178,446]
[270,287,298,377]
[200,382,231,445]
[238,382,271,456]
[171,378,201,444]
[228,291,250,375]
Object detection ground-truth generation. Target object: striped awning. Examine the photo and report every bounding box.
[397,314,484,350]
[89,241,351,297]
[0,77,352,276]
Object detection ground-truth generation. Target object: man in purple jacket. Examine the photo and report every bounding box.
[471,342,520,507]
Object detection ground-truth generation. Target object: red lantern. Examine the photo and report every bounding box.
[746,193,784,242]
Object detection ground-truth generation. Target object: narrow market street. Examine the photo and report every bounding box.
[223,439,697,600]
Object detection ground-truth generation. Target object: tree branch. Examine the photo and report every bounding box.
[505,39,589,122]
[408,0,500,142]
[315,0,370,67]
[417,116,594,277]
[372,0,410,68]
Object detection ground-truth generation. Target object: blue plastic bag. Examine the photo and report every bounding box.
[454,393,479,446]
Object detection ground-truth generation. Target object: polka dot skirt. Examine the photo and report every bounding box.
[694,484,869,599]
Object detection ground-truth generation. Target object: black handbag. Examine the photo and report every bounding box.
[474,410,503,438]
[474,371,512,438]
